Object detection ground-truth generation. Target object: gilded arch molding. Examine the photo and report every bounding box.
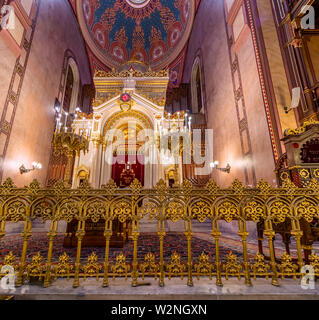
[102,109,153,137]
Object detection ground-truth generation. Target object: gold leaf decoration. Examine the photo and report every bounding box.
[278,253,298,280]
[282,178,298,195]
[113,201,132,223]
[130,178,143,195]
[309,252,319,275]
[251,253,270,280]
[32,200,54,222]
[296,201,318,222]
[182,179,193,198]
[86,200,106,223]
[244,201,265,222]
[194,252,214,280]
[217,201,239,223]
[257,179,272,195]
[111,253,130,280]
[103,179,118,197]
[231,179,245,195]
[26,252,44,280]
[190,201,212,223]
[155,179,168,201]
[138,202,159,221]
[57,201,80,222]
[206,179,219,195]
[139,252,159,280]
[166,252,186,280]
[269,201,290,224]
[0,178,16,195]
[165,201,184,222]
[224,252,242,280]
[53,252,73,280]
[53,180,67,196]
[27,179,41,195]
[6,200,27,222]
[82,252,102,280]
[78,179,92,194]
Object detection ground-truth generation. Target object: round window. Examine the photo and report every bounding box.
[125,0,151,8]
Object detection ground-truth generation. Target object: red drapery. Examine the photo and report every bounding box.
[111,155,144,187]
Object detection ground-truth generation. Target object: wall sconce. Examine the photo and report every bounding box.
[19,162,42,175]
[54,98,61,113]
[210,161,231,174]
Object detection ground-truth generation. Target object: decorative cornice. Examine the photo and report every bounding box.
[94,69,169,78]
[284,119,319,137]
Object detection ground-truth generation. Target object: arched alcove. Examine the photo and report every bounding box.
[62,57,80,113]
[100,108,157,188]
[191,56,205,115]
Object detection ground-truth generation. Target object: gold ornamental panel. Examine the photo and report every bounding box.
[0,177,318,289]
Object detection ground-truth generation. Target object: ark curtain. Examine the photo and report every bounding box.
[111,155,144,187]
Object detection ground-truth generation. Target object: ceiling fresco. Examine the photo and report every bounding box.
[69,0,199,87]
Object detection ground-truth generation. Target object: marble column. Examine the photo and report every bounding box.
[144,147,153,188]
[100,145,112,185]
[71,150,80,188]
[90,141,102,188]
[99,144,106,187]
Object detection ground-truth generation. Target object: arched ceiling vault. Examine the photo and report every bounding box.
[69,0,201,87]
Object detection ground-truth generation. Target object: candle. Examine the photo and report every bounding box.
[55,118,59,132]
[177,112,180,130]
[188,118,191,131]
[64,112,68,131]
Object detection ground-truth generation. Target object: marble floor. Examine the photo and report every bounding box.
[1,278,318,300]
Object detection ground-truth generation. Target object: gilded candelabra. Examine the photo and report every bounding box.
[52,131,89,184]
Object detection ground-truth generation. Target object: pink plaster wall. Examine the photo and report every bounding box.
[183,0,277,187]
[2,0,92,186]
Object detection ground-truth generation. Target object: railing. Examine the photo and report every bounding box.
[0,177,319,289]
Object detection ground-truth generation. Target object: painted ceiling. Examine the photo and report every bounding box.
[73,0,197,87]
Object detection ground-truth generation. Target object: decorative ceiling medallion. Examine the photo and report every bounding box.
[77,0,195,70]
[120,93,131,103]
[126,0,151,8]
[119,93,132,112]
